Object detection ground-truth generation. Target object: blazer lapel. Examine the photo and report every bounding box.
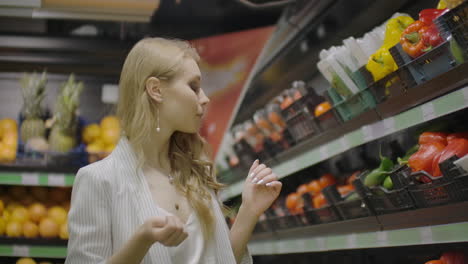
[113,137,172,263]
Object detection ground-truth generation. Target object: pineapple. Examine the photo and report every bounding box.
[49,74,84,152]
[20,71,47,143]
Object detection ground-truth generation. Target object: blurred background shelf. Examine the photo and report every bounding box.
[220,84,468,201]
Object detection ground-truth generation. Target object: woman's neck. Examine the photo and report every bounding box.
[142,127,173,173]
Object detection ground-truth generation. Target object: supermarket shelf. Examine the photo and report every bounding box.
[0,163,79,174]
[248,221,468,255]
[0,171,75,187]
[219,85,468,201]
[0,238,67,258]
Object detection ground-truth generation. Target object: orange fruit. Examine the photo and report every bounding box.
[82,123,101,144]
[100,116,120,130]
[296,184,309,196]
[307,180,322,195]
[313,193,327,208]
[319,173,337,188]
[31,187,49,202]
[0,145,16,162]
[315,101,332,117]
[0,118,18,136]
[39,217,59,238]
[11,206,29,223]
[29,203,47,223]
[16,258,37,264]
[0,218,5,235]
[23,221,39,238]
[3,211,11,222]
[9,186,28,200]
[6,202,22,213]
[59,221,68,239]
[6,220,22,237]
[49,187,69,203]
[101,128,120,145]
[2,131,18,149]
[48,206,67,225]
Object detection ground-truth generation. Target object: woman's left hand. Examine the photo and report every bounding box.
[241,160,282,219]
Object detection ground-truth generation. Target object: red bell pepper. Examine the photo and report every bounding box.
[419,8,448,26]
[419,132,448,146]
[432,138,468,176]
[408,141,446,174]
[421,23,445,48]
[447,132,468,144]
[440,251,468,264]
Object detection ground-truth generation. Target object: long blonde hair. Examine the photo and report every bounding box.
[116,38,224,239]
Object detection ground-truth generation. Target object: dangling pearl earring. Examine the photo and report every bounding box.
[156,107,161,132]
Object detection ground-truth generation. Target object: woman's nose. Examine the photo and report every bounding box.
[199,89,210,105]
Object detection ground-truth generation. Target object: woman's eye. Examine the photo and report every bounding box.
[191,85,200,93]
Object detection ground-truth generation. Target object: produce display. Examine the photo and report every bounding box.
[0,186,70,240]
[424,251,468,264]
[83,115,121,163]
[48,74,83,153]
[14,258,59,264]
[0,119,18,163]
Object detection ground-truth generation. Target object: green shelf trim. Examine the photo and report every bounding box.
[0,172,75,187]
[0,245,67,259]
[220,86,468,201]
[248,222,468,255]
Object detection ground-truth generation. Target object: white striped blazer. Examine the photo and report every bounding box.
[65,137,253,264]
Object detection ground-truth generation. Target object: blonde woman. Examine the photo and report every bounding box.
[65,38,282,264]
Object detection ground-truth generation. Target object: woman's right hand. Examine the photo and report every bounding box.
[137,215,188,247]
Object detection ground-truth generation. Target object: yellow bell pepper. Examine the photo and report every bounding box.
[383,15,415,48]
[366,47,398,82]
[437,0,447,9]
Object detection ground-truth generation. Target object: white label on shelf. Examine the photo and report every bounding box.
[319,145,329,160]
[463,88,468,104]
[422,102,436,121]
[316,237,327,251]
[21,172,39,185]
[292,239,306,252]
[362,125,373,141]
[340,137,350,151]
[376,231,388,247]
[48,173,65,186]
[13,245,30,256]
[383,117,396,134]
[347,233,358,248]
[420,226,433,244]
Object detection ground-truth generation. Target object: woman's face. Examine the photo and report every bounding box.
[159,57,209,134]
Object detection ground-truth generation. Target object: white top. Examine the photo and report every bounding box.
[65,137,252,264]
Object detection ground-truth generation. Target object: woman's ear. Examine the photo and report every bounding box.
[145,77,163,103]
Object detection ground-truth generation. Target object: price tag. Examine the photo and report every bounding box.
[48,173,66,186]
[340,137,350,151]
[13,245,29,256]
[383,117,396,134]
[362,125,373,142]
[319,145,329,160]
[420,226,433,244]
[463,87,468,104]
[347,233,357,249]
[422,102,436,121]
[316,237,327,251]
[376,231,388,247]
[21,173,39,185]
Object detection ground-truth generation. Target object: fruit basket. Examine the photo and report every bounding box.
[326,87,377,122]
[434,1,468,51]
[354,168,416,215]
[393,156,468,208]
[322,185,371,220]
[367,66,416,104]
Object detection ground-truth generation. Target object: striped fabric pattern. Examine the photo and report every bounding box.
[65,137,252,264]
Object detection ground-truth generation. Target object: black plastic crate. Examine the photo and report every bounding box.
[326,88,377,122]
[435,1,468,49]
[281,94,321,143]
[354,169,416,215]
[404,156,468,208]
[368,66,416,104]
[389,40,463,85]
[268,214,302,230]
[322,185,371,220]
[315,106,342,131]
[253,219,271,234]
